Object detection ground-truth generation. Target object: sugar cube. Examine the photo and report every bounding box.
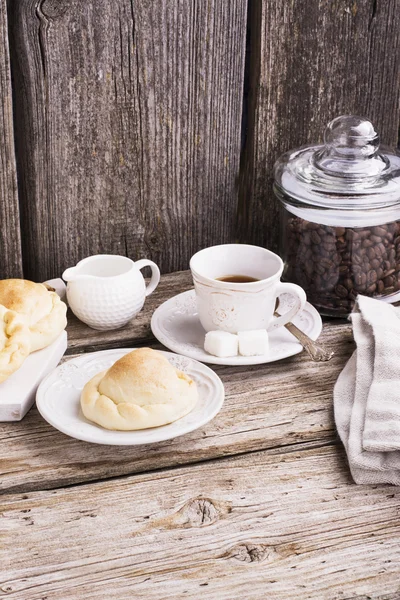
[238,330,269,356]
[204,330,239,358]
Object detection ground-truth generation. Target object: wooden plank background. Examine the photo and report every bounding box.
[237,0,400,254]
[0,0,22,279]
[1,0,400,278]
[8,0,247,280]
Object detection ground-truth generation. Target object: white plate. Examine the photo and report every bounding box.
[151,290,323,365]
[36,349,224,445]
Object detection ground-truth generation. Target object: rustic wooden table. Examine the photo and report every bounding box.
[1,271,400,600]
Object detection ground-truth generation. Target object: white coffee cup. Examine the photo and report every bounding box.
[190,244,306,333]
[63,255,160,330]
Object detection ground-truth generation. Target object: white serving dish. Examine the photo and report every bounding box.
[0,331,67,421]
[36,349,225,445]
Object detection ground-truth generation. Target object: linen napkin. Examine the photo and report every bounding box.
[334,295,400,485]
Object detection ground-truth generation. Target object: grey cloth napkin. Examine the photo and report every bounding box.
[334,295,400,485]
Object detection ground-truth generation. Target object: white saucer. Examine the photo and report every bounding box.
[151,290,323,366]
[36,349,224,445]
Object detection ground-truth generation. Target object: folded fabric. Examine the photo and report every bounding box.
[334,295,400,485]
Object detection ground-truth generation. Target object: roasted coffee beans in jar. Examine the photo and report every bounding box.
[274,116,400,317]
[284,216,400,316]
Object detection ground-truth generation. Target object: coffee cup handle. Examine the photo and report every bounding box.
[267,282,307,331]
[135,259,161,297]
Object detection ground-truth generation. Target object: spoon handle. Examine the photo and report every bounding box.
[274,312,334,362]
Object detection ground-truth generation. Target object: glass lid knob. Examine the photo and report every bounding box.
[314,115,386,177]
[324,115,379,158]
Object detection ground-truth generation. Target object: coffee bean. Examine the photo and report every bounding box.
[321,258,334,269]
[335,284,348,298]
[362,239,374,248]
[355,273,367,287]
[383,275,393,287]
[373,226,387,237]
[370,235,382,244]
[311,231,321,244]
[343,278,353,290]
[370,258,380,269]
[323,242,336,251]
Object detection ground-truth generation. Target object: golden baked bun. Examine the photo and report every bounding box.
[0,304,31,383]
[0,279,67,352]
[81,348,198,430]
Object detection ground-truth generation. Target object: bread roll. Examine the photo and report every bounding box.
[81,348,198,430]
[0,279,67,352]
[0,305,31,383]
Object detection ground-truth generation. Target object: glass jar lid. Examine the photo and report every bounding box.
[274,115,400,211]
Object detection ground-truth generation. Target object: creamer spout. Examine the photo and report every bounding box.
[62,267,78,282]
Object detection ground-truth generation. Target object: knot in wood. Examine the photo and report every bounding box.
[183,497,219,527]
[39,0,68,19]
[228,543,273,564]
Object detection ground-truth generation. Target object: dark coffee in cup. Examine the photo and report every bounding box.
[216,275,259,283]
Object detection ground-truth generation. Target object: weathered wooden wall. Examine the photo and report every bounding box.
[1,0,400,280]
[0,0,22,279]
[238,0,400,254]
[8,0,247,280]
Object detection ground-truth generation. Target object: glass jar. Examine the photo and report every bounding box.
[273,115,400,317]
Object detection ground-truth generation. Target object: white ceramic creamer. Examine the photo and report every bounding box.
[63,255,160,330]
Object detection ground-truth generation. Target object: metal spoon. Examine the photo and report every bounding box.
[274,300,334,362]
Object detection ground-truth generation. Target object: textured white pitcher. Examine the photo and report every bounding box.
[190,244,306,333]
[63,255,160,330]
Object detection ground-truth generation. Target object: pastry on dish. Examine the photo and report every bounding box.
[81,348,198,430]
[0,304,31,384]
[0,279,67,352]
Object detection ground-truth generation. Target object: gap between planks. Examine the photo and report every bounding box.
[0,437,338,497]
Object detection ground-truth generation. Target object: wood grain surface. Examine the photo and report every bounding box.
[8,0,247,281]
[2,445,400,600]
[0,0,22,279]
[238,0,400,254]
[2,270,399,599]
[0,271,354,494]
